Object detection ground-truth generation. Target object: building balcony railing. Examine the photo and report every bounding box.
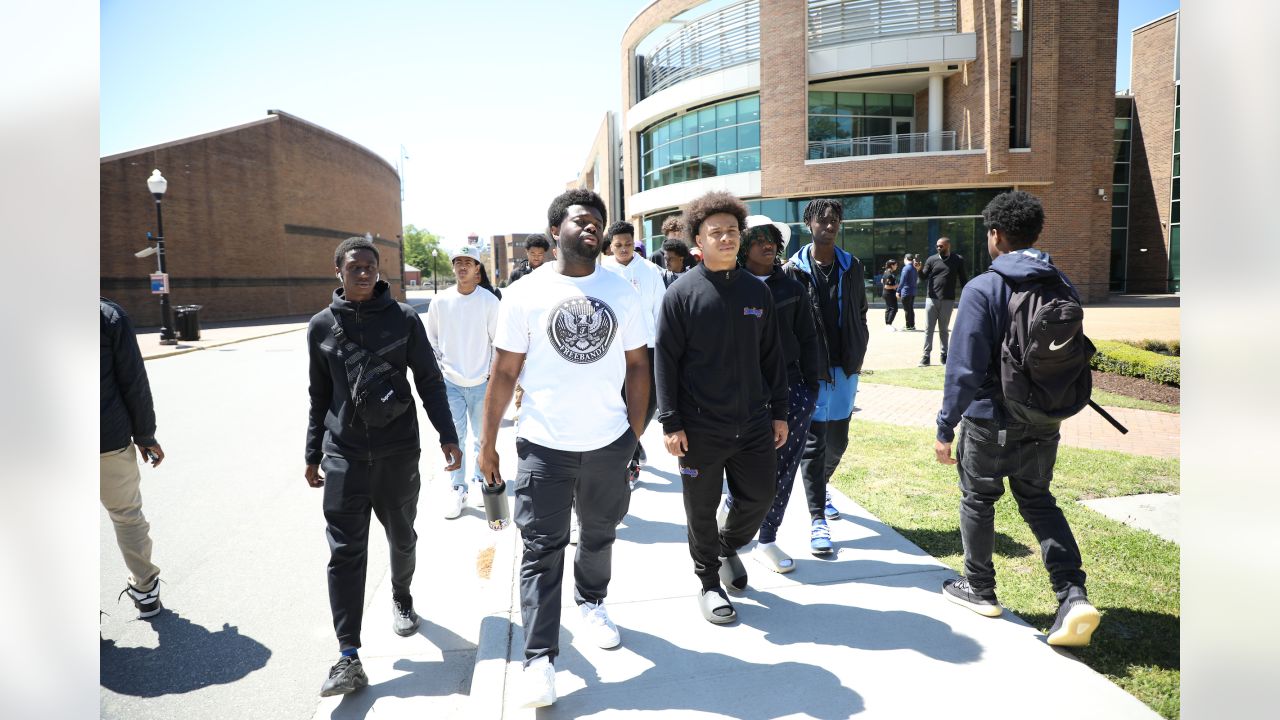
[807,0,959,49]
[807,130,960,159]
[641,0,759,98]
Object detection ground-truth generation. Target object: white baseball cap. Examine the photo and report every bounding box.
[744,214,792,246]
[450,245,482,264]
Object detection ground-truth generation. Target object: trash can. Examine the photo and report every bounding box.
[174,305,202,341]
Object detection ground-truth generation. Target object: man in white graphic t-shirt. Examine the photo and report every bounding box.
[478,189,649,710]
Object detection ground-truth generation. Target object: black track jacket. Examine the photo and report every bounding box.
[305,281,458,465]
[655,264,789,436]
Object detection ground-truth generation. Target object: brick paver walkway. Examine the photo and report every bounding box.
[855,383,1180,459]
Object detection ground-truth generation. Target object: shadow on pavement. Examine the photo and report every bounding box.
[1018,606,1179,677]
[615,513,687,545]
[550,627,864,718]
[327,619,476,718]
[100,611,271,697]
[634,466,682,493]
[836,510,1033,560]
[741,589,984,664]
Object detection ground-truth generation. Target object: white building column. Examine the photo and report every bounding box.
[928,73,944,151]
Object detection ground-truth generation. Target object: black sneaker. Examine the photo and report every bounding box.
[393,599,421,637]
[119,582,162,619]
[1046,587,1101,647]
[918,356,930,368]
[320,655,368,697]
[942,577,1002,617]
[940,352,947,365]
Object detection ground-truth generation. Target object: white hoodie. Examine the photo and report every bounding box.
[600,253,664,348]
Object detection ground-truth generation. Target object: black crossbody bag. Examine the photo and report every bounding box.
[327,309,413,428]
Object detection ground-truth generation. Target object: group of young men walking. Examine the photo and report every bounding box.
[284,186,1099,706]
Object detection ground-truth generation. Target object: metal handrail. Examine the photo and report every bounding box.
[642,0,760,97]
[807,0,958,49]
[807,130,961,158]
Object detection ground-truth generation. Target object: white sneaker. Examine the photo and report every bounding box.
[519,656,556,708]
[443,485,467,519]
[578,600,621,649]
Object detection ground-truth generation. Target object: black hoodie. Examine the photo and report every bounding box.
[305,281,458,464]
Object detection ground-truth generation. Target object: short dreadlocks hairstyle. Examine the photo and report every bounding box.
[524,233,551,251]
[982,190,1044,246]
[738,223,783,267]
[547,188,607,230]
[802,198,844,225]
[605,221,635,243]
[681,190,748,240]
[334,236,380,268]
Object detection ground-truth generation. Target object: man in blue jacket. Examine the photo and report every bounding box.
[100,298,167,619]
[933,190,1100,647]
[897,253,918,330]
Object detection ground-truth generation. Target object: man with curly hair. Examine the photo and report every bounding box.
[934,190,1100,647]
[783,199,870,555]
[656,190,789,625]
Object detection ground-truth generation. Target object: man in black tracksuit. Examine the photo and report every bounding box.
[305,236,461,697]
[919,236,968,367]
[656,191,789,625]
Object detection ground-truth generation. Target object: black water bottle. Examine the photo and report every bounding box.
[482,480,510,530]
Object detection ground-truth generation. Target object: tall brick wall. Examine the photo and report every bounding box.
[1126,14,1176,292]
[101,112,403,325]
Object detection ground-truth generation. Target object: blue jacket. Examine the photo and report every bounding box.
[935,249,1077,442]
[897,264,918,297]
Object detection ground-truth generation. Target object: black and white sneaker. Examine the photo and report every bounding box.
[393,599,421,636]
[119,581,162,619]
[1046,587,1101,647]
[942,577,1002,617]
[319,655,368,697]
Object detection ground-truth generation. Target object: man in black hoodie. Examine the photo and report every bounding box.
[934,191,1100,647]
[304,236,461,697]
[656,191,789,625]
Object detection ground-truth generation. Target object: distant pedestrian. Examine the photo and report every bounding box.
[881,259,900,330]
[919,236,968,367]
[508,234,551,285]
[101,297,167,620]
[723,215,822,574]
[898,253,918,330]
[426,245,500,520]
[478,189,649,709]
[304,236,462,698]
[661,238,693,288]
[656,191,789,625]
[935,190,1100,647]
[783,199,871,553]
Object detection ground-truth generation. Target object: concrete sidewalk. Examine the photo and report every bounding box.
[480,421,1159,718]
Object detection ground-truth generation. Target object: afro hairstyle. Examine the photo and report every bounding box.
[681,190,748,241]
[981,190,1045,246]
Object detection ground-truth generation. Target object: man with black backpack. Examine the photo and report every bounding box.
[304,236,462,697]
[933,191,1101,648]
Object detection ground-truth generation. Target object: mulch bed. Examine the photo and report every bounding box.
[1092,370,1180,406]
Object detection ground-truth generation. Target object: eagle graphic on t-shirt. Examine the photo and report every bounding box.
[547,296,618,364]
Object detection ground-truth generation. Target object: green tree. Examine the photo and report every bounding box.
[402,224,450,282]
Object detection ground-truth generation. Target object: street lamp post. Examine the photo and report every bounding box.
[432,248,439,295]
[148,169,177,345]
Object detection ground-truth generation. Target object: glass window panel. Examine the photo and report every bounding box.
[1172,178,1179,200]
[717,102,737,127]
[1111,185,1128,206]
[835,117,853,138]
[642,151,653,175]
[1175,106,1179,128]
[1113,141,1130,163]
[809,116,837,141]
[1174,131,1179,154]
[837,92,863,115]
[640,133,649,155]
[875,193,908,218]
[1112,163,1130,184]
[682,136,698,161]
[668,117,683,141]
[654,124,668,146]
[699,131,716,157]
[717,152,738,176]
[687,160,703,181]
[810,91,837,115]
[866,93,892,116]
[737,122,760,149]
[937,190,977,216]
[737,96,760,123]
[906,191,938,217]
[718,127,737,152]
[1171,200,1179,224]
[683,114,698,136]
[698,107,716,133]
[1173,154,1180,176]
[1113,119,1131,140]
[865,117,891,137]
[760,200,787,223]
[1112,206,1128,228]
[737,148,761,172]
[671,164,686,184]
[893,93,915,116]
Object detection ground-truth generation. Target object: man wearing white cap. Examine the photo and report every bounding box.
[425,244,500,519]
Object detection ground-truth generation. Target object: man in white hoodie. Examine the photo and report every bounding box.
[601,221,663,485]
[425,244,500,519]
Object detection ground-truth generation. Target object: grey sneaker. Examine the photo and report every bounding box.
[1046,587,1101,647]
[319,655,368,697]
[393,599,421,636]
[942,577,1002,618]
[119,581,162,619]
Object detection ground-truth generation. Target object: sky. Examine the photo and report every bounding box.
[101,0,1179,248]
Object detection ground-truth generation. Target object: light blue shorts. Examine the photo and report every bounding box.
[813,367,859,423]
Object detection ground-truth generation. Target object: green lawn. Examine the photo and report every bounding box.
[861,366,1179,413]
[830,420,1181,719]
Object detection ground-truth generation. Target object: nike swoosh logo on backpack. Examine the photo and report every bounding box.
[1049,337,1072,351]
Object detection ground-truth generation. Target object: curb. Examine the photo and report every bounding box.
[468,514,519,718]
[143,326,306,361]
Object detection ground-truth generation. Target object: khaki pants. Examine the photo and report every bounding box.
[100,444,160,590]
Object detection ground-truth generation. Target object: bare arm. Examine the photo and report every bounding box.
[623,345,650,439]
[477,348,525,487]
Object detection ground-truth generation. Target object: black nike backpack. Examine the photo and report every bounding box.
[998,274,1096,425]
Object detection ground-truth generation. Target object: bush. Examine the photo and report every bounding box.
[1119,338,1180,357]
[1091,340,1180,386]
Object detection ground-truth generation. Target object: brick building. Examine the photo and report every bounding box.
[613,0,1118,301]
[1113,11,1179,293]
[101,110,404,324]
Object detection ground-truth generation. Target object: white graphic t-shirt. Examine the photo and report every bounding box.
[494,265,648,451]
